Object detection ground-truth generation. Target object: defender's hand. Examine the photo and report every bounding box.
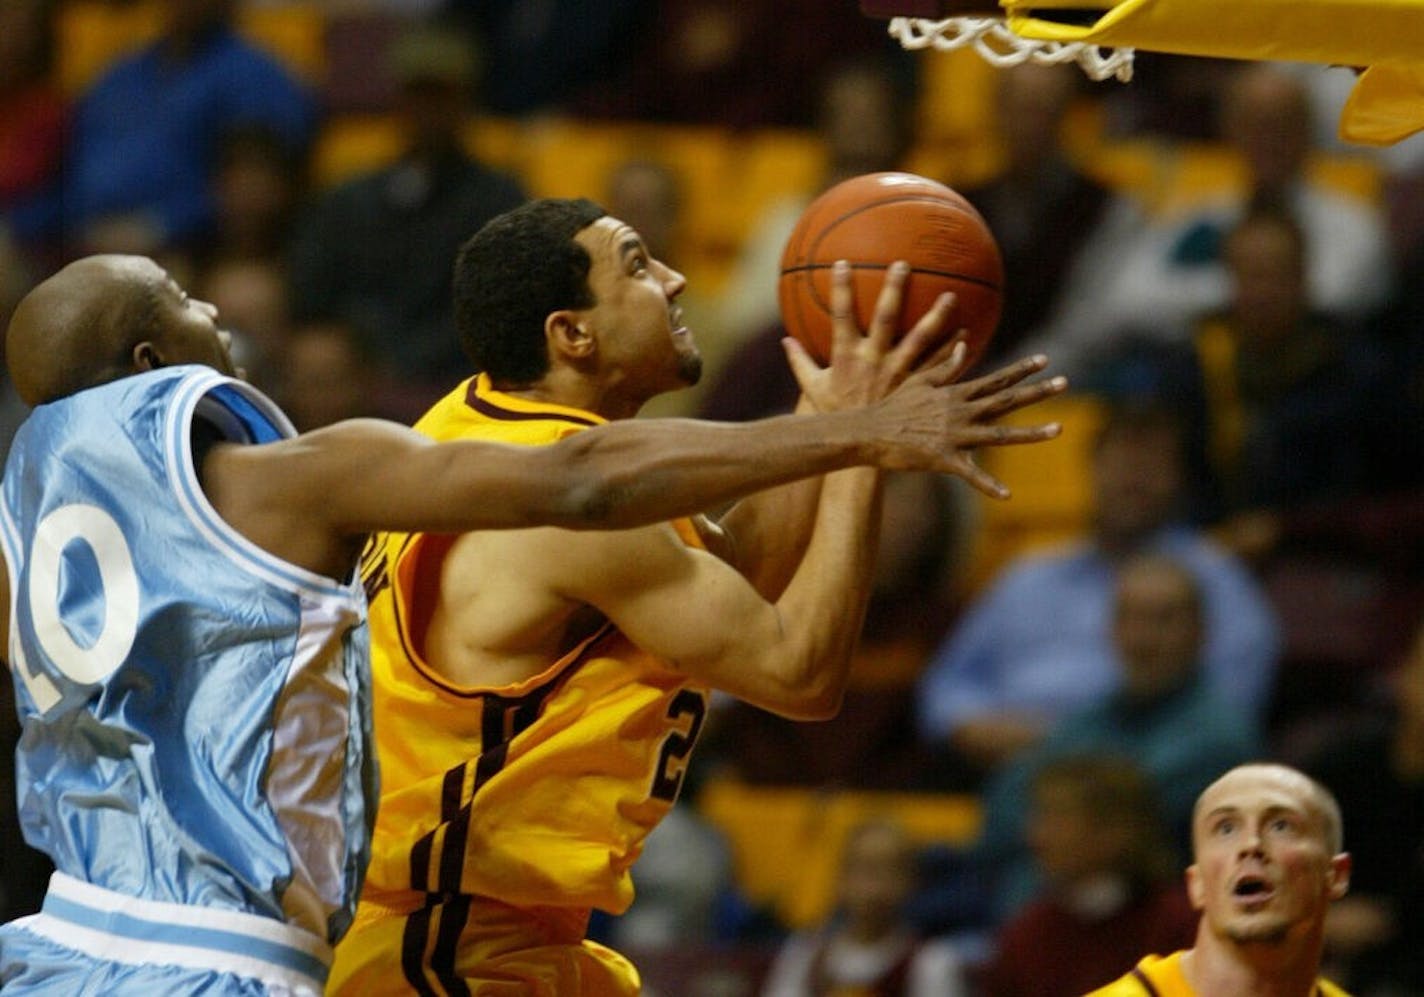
[869,352,1069,498]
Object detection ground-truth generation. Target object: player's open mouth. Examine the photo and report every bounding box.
[669,307,688,336]
[1232,875,1275,906]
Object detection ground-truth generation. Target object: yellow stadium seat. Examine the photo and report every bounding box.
[58,1,162,94]
[696,777,981,930]
[58,0,324,95]
[241,5,325,83]
[309,114,405,188]
[965,393,1106,591]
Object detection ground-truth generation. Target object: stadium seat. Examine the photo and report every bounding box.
[696,778,981,929]
[58,0,325,94]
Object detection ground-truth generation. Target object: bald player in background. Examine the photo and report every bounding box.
[1088,762,1352,997]
[0,254,1058,995]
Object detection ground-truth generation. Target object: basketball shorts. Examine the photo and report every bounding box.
[329,892,640,996]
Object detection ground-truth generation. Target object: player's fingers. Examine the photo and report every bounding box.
[972,375,1069,419]
[960,354,1053,396]
[914,321,966,375]
[916,339,968,387]
[948,454,1010,500]
[894,293,958,369]
[781,337,824,393]
[958,422,1064,447]
[868,261,910,351]
[827,260,860,360]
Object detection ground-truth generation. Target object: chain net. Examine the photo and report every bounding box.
[889,16,1135,82]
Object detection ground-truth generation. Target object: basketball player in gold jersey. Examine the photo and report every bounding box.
[328,198,1066,995]
[1088,763,1352,997]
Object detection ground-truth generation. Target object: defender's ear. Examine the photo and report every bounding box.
[133,341,165,372]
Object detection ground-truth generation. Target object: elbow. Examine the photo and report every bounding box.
[548,469,628,529]
[789,690,844,722]
[765,672,846,722]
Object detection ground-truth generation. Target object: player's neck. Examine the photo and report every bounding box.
[1182,936,1324,997]
[494,369,639,422]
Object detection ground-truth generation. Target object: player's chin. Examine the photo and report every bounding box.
[675,352,704,387]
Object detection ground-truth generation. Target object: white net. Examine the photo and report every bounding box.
[889,16,1135,82]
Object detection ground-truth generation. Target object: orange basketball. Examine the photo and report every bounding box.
[778,172,1004,369]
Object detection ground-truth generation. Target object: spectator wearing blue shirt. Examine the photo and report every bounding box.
[916,402,1277,785]
[974,553,1263,923]
[63,0,314,255]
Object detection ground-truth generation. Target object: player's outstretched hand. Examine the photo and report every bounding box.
[784,258,962,414]
[869,351,1068,498]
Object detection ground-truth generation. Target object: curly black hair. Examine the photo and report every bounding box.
[453,198,606,385]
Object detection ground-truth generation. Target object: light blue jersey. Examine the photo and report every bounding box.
[0,367,372,993]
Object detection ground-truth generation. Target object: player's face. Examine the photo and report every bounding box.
[573,216,700,407]
[142,262,239,378]
[1187,767,1348,947]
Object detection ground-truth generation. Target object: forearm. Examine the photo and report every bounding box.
[548,412,888,531]
[714,397,825,597]
[752,467,884,719]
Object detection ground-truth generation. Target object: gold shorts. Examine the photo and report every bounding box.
[329,893,639,996]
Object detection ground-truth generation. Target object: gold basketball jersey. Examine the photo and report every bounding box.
[1086,952,1352,996]
[356,373,711,913]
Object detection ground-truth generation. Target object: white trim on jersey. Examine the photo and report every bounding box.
[162,369,360,604]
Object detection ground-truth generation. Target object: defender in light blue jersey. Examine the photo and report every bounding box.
[0,366,369,994]
[0,253,1054,993]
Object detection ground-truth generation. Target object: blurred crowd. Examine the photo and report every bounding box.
[2,1,1423,995]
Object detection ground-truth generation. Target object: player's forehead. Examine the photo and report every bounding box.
[1197,767,1318,827]
[576,216,646,265]
[104,255,185,305]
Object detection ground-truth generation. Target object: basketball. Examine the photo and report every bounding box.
[778,172,1004,370]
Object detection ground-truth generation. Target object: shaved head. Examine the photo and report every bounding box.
[1193,763,1343,855]
[6,255,234,406]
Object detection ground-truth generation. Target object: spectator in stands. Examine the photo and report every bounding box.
[579,0,909,129]
[710,52,918,378]
[271,321,377,433]
[981,755,1198,997]
[208,123,305,266]
[958,62,1148,379]
[1161,203,1407,525]
[973,553,1262,922]
[444,0,645,117]
[287,19,525,419]
[762,817,969,997]
[915,401,1278,783]
[63,0,314,256]
[0,228,35,460]
[714,471,967,790]
[0,0,64,258]
[196,256,292,394]
[1302,620,1424,995]
[0,231,50,914]
[1105,63,1391,342]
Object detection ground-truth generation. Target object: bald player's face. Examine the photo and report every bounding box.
[149,268,239,378]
